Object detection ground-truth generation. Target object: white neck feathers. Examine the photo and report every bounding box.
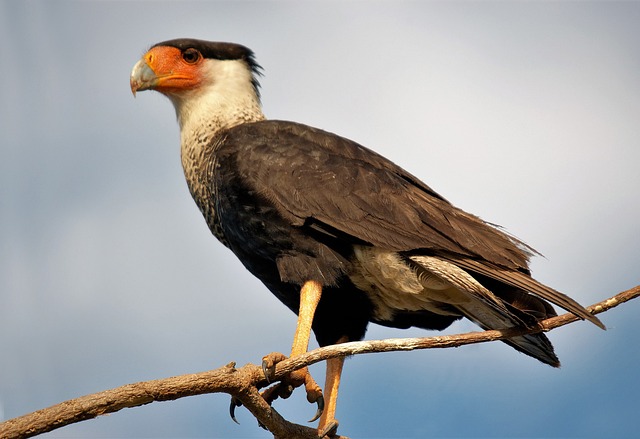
[168,58,265,151]
[170,58,265,211]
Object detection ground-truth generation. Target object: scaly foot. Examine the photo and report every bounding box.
[229,352,324,424]
[261,351,325,422]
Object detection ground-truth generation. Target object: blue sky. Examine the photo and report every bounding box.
[1,1,639,438]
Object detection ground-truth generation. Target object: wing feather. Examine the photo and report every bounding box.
[442,256,604,329]
[229,121,530,266]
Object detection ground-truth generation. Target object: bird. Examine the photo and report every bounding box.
[130,38,604,437]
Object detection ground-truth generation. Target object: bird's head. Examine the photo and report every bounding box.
[130,39,264,130]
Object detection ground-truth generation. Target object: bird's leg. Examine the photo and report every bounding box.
[317,336,348,438]
[260,280,324,419]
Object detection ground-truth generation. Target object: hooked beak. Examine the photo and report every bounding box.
[130,59,158,96]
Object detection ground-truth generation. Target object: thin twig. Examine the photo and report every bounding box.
[1,285,638,439]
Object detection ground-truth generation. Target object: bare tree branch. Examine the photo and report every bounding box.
[1,285,638,439]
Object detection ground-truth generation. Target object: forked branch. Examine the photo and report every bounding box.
[1,285,638,439]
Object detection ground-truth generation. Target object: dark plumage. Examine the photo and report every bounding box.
[203,119,600,362]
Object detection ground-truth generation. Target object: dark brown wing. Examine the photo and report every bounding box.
[229,121,531,265]
[223,120,603,328]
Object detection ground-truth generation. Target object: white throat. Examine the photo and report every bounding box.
[167,58,266,160]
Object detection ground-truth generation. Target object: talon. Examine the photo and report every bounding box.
[318,419,339,438]
[229,397,242,424]
[261,359,274,383]
[261,352,287,383]
[309,395,324,422]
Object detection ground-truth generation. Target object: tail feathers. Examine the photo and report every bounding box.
[409,255,560,367]
[502,333,559,367]
[456,300,560,367]
[466,300,560,367]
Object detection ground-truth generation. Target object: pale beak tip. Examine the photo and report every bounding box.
[130,59,157,97]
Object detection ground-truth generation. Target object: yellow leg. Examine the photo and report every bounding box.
[318,336,348,437]
[291,280,322,356]
[288,280,323,403]
[260,281,324,413]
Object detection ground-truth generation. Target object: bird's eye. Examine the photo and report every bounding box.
[182,48,201,64]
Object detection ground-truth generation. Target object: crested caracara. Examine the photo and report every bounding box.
[130,38,604,437]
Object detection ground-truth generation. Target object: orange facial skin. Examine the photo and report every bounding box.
[131,45,204,96]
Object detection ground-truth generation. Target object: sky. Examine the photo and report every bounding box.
[1,1,639,438]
